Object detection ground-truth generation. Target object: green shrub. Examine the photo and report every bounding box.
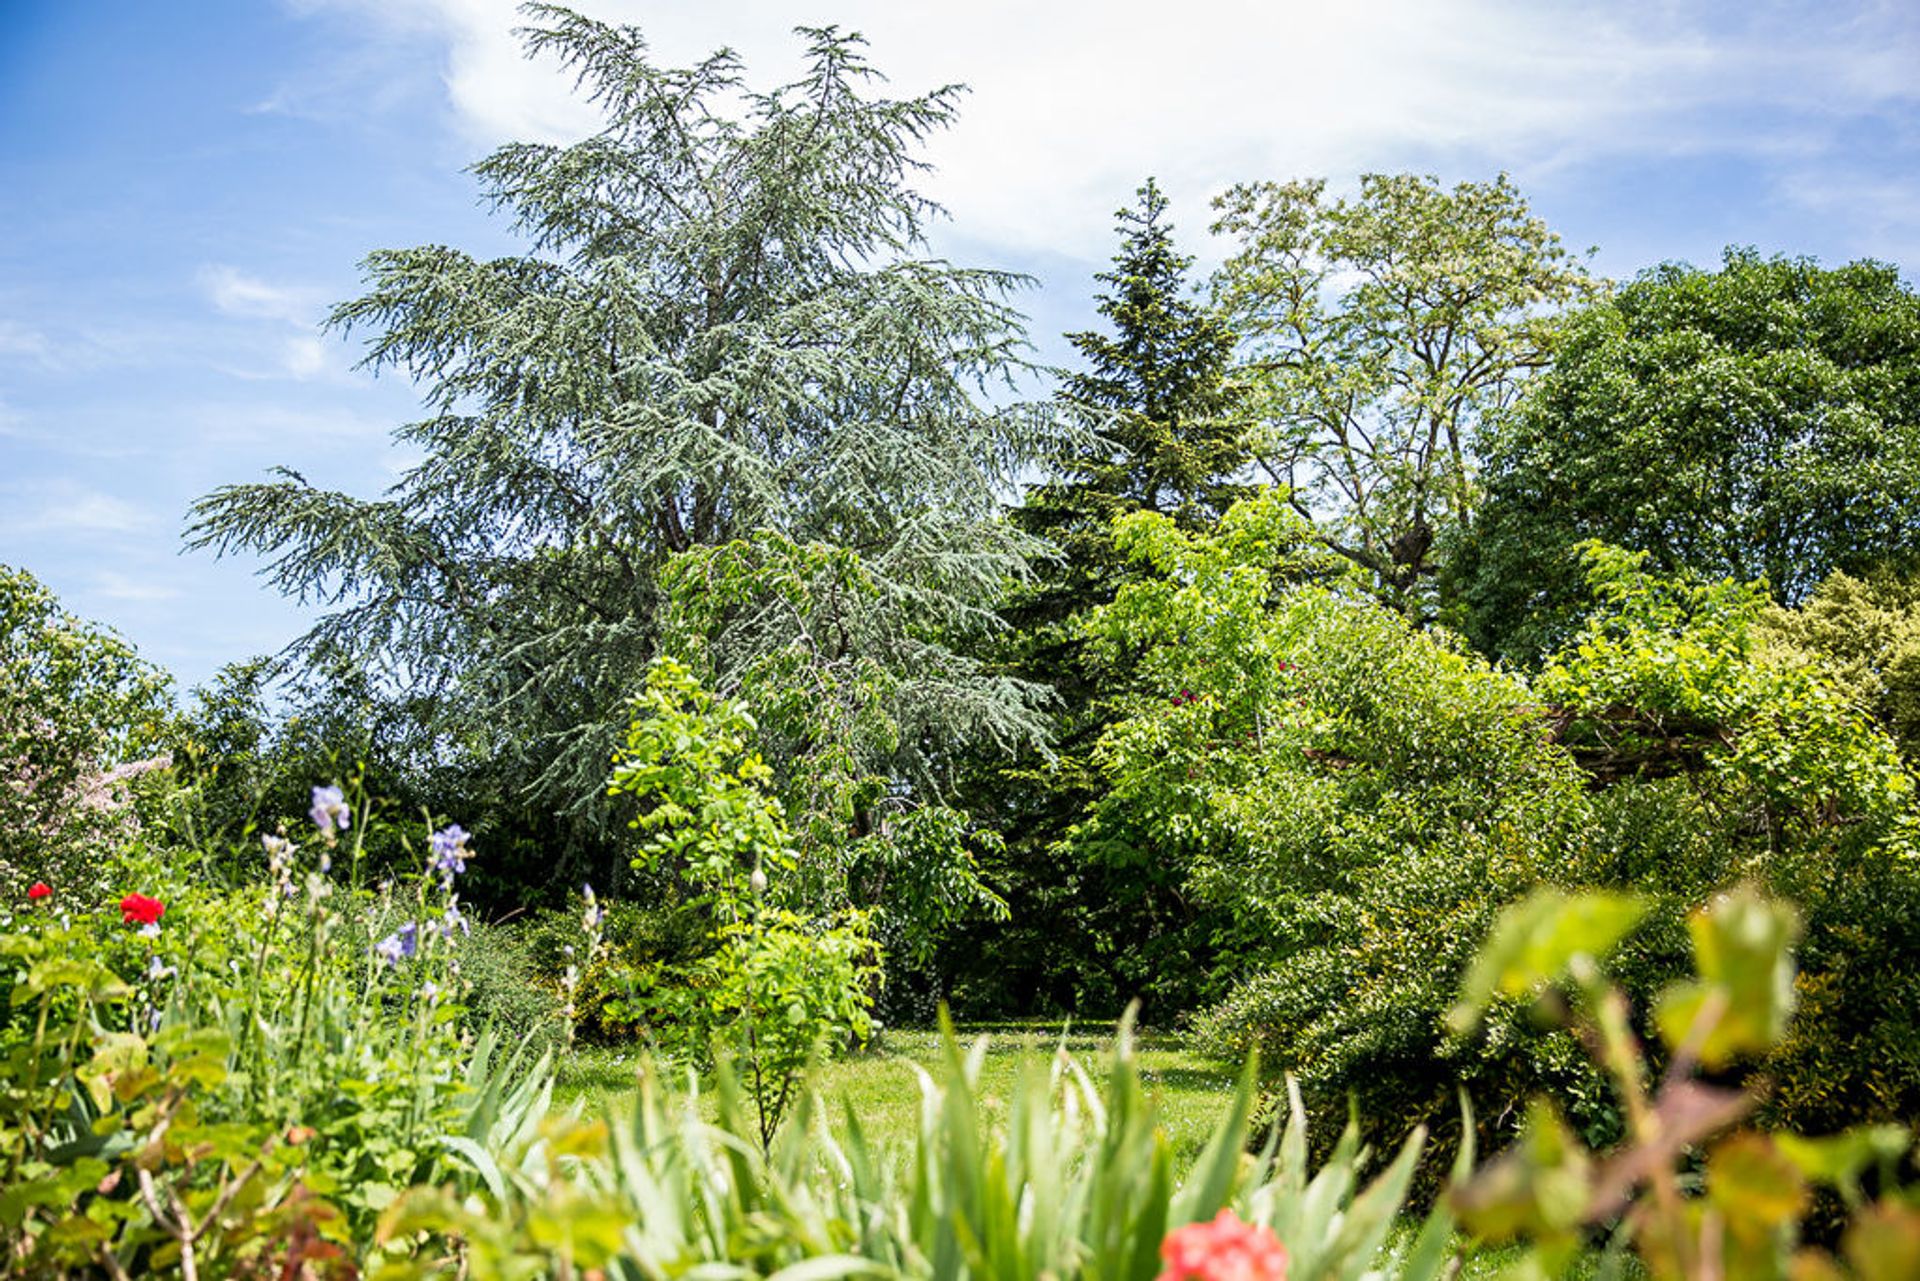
[1757,568,1920,764]
[608,657,884,1140]
[504,896,710,1044]
[444,918,567,1052]
[0,564,175,901]
[1090,499,1920,1171]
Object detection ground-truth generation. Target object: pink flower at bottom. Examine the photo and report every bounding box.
[1157,1210,1289,1281]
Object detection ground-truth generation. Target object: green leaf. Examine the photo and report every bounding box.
[1451,1097,1592,1244]
[1654,886,1799,1065]
[1450,890,1645,1032]
[765,1256,893,1281]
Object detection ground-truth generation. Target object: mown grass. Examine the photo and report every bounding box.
[557,1019,1243,1165]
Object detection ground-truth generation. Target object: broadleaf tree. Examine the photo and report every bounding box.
[1456,248,1920,664]
[1209,173,1594,613]
[188,8,1068,890]
[0,565,175,898]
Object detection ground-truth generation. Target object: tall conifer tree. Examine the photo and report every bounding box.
[1016,178,1251,630]
[951,180,1252,1016]
[187,9,1064,889]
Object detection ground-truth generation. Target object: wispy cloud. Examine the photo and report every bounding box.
[90,568,184,605]
[0,481,153,539]
[0,318,56,367]
[201,265,328,326]
[199,265,339,380]
[187,400,396,448]
[281,0,1920,257]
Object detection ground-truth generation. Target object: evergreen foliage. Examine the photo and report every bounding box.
[1018,178,1252,616]
[186,7,1064,876]
[1757,569,1920,763]
[948,181,1253,1017]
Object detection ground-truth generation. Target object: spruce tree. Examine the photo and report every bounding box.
[1017,178,1251,629]
[950,180,1252,1017]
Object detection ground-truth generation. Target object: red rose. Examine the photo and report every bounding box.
[27,882,52,901]
[119,893,165,927]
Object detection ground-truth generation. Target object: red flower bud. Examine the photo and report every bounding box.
[27,882,52,901]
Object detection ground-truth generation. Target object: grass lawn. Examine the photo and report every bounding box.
[557,1019,1245,1165]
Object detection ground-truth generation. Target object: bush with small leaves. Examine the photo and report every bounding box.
[0,564,175,901]
[609,657,883,1144]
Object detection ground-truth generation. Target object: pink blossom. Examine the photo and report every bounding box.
[1157,1210,1289,1281]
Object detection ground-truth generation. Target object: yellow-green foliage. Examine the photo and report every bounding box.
[1757,569,1920,763]
[1451,887,1920,1281]
[1092,505,1920,1168]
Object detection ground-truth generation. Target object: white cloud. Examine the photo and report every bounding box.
[0,482,153,539]
[200,266,338,381]
[282,0,1920,255]
[0,319,54,366]
[54,493,150,536]
[90,569,183,605]
[282,335,331,379]
[201,265,327,326]
[188,401,395,448]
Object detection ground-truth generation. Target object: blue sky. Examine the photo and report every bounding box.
[3,0,1918,693]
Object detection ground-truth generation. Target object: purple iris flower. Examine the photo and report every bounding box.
[310,785,351,837]
[428,824,469,880]
[375,920,419,966]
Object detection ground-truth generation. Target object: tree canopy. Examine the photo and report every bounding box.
[188,8,1066,869]
[1457,248,1920,663]
[943,180,1255,1016]
[0,564,174,897]
[1210,173,1593,611]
